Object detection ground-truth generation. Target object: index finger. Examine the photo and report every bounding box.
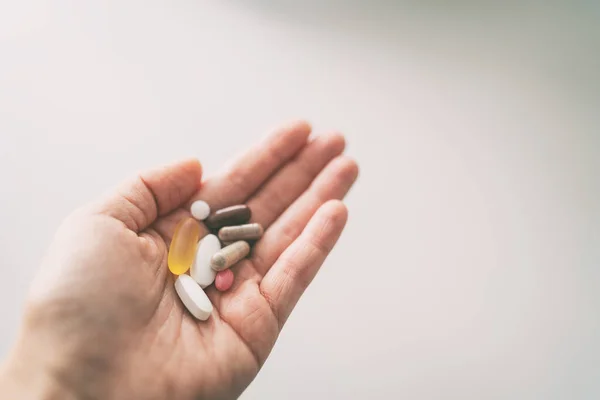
[187,120,311,210]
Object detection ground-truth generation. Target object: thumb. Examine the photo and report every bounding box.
[92,158,203,232]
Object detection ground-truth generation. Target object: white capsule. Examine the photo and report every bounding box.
[190,200,211,220]
[174,274,213,321]
[191,234,220,288]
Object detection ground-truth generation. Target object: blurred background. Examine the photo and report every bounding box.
[0,1,598,398]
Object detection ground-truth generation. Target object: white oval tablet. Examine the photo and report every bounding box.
[191,234,221,288]
[190,200,211,220]
[174,274,213,321]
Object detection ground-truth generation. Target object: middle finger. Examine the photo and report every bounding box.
[246,132,345,229]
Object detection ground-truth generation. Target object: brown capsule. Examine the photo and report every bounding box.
[210,241,251,271]
[218,223,263,242]
[205,205,251,230]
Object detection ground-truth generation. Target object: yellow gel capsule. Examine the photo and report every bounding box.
[168,217,201,275]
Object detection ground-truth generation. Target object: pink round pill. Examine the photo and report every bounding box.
[215,269,234,292]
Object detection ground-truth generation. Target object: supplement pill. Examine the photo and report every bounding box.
[190,200,211,220]
[174,274,213,321]
[191,234,221,288]
[211,241,251,271]
[205,205,251,230]
[215,269,234,292]
[168,217,202,275]
[218,223,264,242]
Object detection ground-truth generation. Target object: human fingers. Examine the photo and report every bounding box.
[259,200,348,328]
[186,120,311,211]
[152,121,312,243]
[93,158,203,232]
[246,132,345,229]
[251,156,358,275]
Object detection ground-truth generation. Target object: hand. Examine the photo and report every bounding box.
[0,121,359,400]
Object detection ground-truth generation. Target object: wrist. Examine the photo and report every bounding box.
[0,335,78,400]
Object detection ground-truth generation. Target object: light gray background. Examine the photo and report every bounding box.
[1,1,599,399]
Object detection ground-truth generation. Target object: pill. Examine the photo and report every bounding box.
[210,241,251,271]
[190,200,211,220]
[174,274,213,321]
[168,217,202,275]
[205,205,251,230]
[190,234,221,288]
[218,223,264,242]
[215,269,234,292]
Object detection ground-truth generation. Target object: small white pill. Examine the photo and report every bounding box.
[190,200,211,220]
[191,234,221,288]
[174,274,213,321]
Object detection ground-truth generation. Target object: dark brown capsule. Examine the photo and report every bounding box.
[205,205,251,230]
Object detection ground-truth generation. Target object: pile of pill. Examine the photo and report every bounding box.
[169,201,264,321]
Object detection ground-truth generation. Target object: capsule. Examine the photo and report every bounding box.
[205,205,251,230]
[218,223,263,242]
[211,241,251,271]
[168,217,202,275]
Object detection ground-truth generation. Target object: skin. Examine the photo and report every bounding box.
[0,121,359,400]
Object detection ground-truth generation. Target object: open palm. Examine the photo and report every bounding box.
[13,121,358,400]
